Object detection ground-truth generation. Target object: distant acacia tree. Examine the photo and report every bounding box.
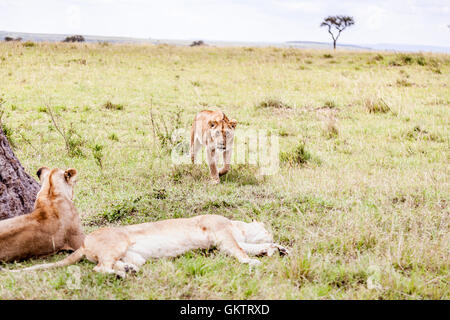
[4,36,22,42]
[190,40,205,47]
[320,15,355,50]
[63,35,85,43]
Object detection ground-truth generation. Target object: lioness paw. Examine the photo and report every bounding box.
[124,264,138,274]
[275,245,290,256]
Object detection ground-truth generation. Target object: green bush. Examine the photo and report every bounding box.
[2,123,16,149]
[280,141,313,165]
[22,41,35,47]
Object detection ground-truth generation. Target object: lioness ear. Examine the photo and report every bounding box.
[229,119,237,129]
[36,166,50,181]
[64,168,77,183]
[208,120,217,129]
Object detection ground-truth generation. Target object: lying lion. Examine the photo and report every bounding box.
[0,167,84,262]
[13,215,288,277]
[191,110,237,184]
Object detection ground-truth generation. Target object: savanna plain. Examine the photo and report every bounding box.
[0,41,448,299]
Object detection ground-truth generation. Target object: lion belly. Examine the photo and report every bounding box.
[127,232,212,259]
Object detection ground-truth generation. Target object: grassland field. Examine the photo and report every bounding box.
[0,41,448,299]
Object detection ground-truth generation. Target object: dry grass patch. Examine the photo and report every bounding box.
[362,97,391,114]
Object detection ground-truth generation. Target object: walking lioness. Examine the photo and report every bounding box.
[191,110,237,183]
[13,215,288,277]
[0,167,84,262]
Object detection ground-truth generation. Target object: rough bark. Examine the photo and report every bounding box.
[0,130,40,221]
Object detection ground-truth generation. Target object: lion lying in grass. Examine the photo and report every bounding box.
[13,215,288,277]
[0,167,84,262]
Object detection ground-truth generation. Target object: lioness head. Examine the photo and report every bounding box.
[36,167,78,200]
[245,220,274,243]
[207,113,237,151]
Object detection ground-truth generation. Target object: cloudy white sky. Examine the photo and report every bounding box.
[1,0,449,46]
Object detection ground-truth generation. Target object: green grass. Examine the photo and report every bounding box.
[0,42,449,299]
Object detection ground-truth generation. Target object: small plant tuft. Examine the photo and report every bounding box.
[405,126,441,142]
[22,41,35,48]
[91,144,104,170]
[103,101,124,111]
[373,53,384,61]
[323,100,338,109]
[108,133,119,142]
[257,98,291,109]
[396,78,413,87]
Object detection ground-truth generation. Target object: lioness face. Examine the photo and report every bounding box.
[208,119,237,151]
[36,167,78,200]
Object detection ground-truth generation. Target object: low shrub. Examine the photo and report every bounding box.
[257,98,291,109]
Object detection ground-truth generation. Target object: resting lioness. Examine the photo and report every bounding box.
[0,167,84,262]
[13,215,288,277]
[190,110,237,184]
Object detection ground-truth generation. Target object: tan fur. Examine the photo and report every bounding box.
[0,167,84,262]
[190,110,237,183]
[14,215,288,277]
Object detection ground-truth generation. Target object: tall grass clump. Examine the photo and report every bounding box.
[149,107,184,152]
[363,97,391,114]
[280,141,317,166]
[91,143,104,170]
[46,105,85,157]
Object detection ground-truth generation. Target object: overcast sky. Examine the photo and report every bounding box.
[1,0,449,46]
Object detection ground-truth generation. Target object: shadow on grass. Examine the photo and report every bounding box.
[220,164,261,186]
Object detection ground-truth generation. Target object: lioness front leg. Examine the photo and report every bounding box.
[207,148,220,184]
[219,149,232,176]
[238,243,290,257]
[215,230,261,266]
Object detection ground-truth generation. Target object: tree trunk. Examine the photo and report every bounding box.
[0,130,40,221]
[333,40,337,50]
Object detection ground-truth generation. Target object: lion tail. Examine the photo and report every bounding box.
[11,248,85,272]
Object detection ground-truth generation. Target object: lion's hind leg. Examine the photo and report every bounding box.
[86,229,132,278]
[117,250,147,275]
